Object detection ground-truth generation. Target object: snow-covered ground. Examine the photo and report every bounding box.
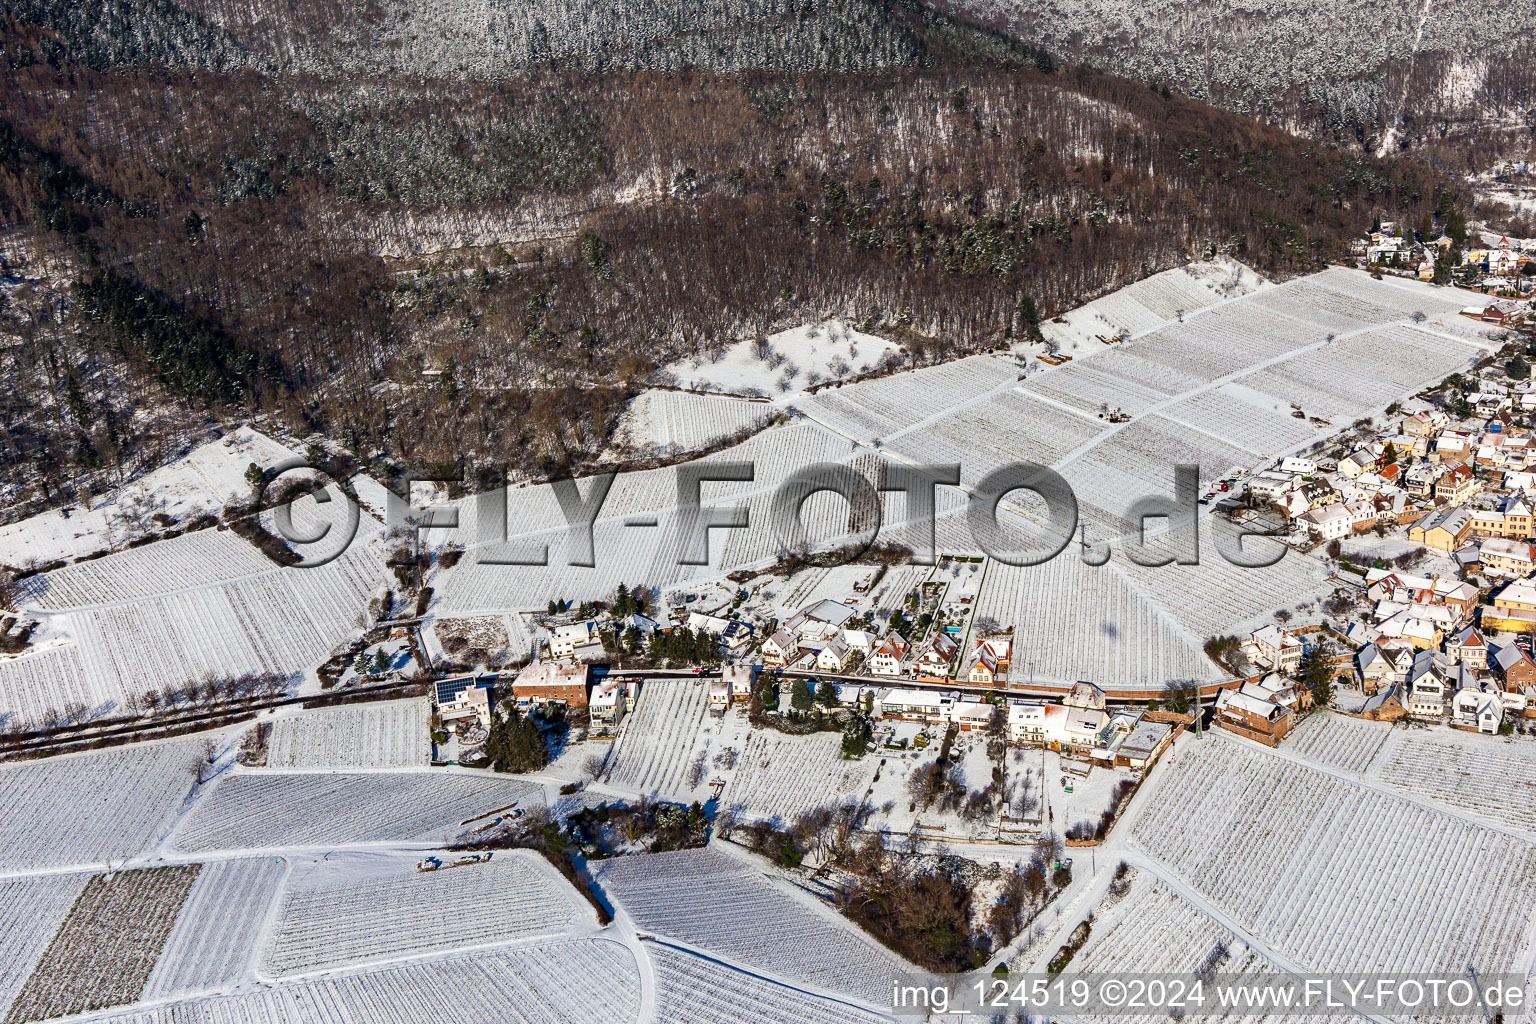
[662,319,902,399]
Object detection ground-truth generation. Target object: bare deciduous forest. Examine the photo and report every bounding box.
[0,0,1461,520]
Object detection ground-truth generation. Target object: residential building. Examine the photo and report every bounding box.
[761,627,798,667]
[589,678,629,732]
[549,620,601,659]
[1446,625,1489,671]
[1409,505,1476,552]
[966,637,1012,684]
[816,634,852,673]
[1250,624,1303,674]
[512,661,590,709]
[868,633,912,676]
[1478,537,1536,578]
[1213,687,1294,745]
[435,676,494,728]
[913,633,959,681]
[1451,683,1504,734]
[1434,462,1479,504]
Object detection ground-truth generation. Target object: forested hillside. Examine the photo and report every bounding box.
[933,0,1536,164]
[0,0,1457,525]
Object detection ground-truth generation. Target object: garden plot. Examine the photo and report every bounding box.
[88,939,641,1024]
[1373,730,1536,838]
[1159,385,1321,457]
[172,770,543,851]
[646,942,893,1024]
[16,528,273,610]
[143,856,286,1000]
[7,864,201,1023]
[724,731,877,824]
[1063,872,1330,1024]
[1282,712,1394,776]
[265,698,430,769]
[616,390,776,451]
[1131,738,1536,975]
[0,737,204,871]
[67,539,388,706]
[595,846,913,1006]
[262,850,588,976]
[0,874,89,1018]
[0,426,296,567]
[602,680,710,799]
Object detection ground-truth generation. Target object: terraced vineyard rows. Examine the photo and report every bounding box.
[266,699,429,769]
[143,857,287,1000]
[603,680,709,799]
[596,848,911,1006]
[263,853,586,975]
[1282,713,1393,776]
[1375,732,1536,837]
[1132,740,1536,974]
[173,771,543,851]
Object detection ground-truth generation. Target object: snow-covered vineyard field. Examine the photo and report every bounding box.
[265,699,430,769]
[1132,739,1536,975]
[1065,873,1315,1024]
[647,942,892,1024]
[16,529,273,609]
[263,852,587,976]
[142,857,287,1001]
[723,731,876,824]
[0,539,391,728]
[171,770,543,852]
[594,847,912,1008]
[0,427,296,568]
[1039,257,1268,353]
[1280,712,1394,775]
[85,940,642,1024]
[0,874,90,1015]
[1374,731,1536,838]
[614,390,776,451]
[0,738,202,871]
[9,864,202,1022]
[602,680,709,799]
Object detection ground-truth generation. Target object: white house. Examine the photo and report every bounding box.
[1452,684,1504,734]
[869,633,912,677]
[549,621,601,659]
[1250,624,1303,674]
[816,634,853,673]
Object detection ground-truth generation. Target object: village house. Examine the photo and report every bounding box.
[1360,683,1408,721]
[760,627,799,667]
[868,633,912,677]
[1490,642,1536,696]
[966,636,1012,684]
[1403,462,1444,497]
[1405,652,1457,719]
[1478,537,1536,579]
[1249,624,1304,674]
[1482,578,1536,633]
[512,661,590,710]
[549,620,601,659]
[875,686,954,724]
[913,632,959,681]
[1213,686,1294,745]
[589,677,629,733]
[708,679,731,713]
[1434,463,1480,505]
[1451,682,1504,734]
[1246,470,1297,504]
[1409,505,1475,552]
[1356,641,1414,693]
[816,634,853,673]
[435,675,494,729]
[1446,625,1489,671]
